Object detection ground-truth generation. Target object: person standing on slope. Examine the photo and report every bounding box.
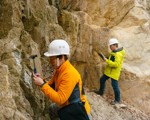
[95,38,125,105]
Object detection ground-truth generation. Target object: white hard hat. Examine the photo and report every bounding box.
[44,39,70,57]
[108,38,119,46]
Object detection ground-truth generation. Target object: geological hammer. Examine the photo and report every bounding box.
[30,55,38,74]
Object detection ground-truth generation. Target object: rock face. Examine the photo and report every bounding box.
[0,0,150,119]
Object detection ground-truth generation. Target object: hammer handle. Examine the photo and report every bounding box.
[34,67,37,74]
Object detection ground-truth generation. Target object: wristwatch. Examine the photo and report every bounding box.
[40,81,46,88]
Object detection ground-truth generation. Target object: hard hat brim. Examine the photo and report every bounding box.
[109,42,118,46]
[44,52,52,57]
[44,52,68,57]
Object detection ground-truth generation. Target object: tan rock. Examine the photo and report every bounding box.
[0,0,150,119]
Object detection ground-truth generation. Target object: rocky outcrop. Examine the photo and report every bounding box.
[0,0,150,119]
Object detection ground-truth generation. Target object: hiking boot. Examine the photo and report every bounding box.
[94,90,103,96]
[111,100,121,105]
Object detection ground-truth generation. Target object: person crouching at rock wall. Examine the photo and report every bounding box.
[33,39,91,120]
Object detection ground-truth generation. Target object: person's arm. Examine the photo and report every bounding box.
[41,72,77,106]
[105,53,122,67]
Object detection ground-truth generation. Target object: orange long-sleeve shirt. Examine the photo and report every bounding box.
[41,60,90,114]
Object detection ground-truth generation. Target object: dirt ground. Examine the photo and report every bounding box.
[85,89,150,120]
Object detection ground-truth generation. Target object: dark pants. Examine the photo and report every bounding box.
[99,74,120,102]
[49,103,60,120]
[49,103,92,120]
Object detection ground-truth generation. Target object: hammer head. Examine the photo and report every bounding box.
[30,55,37,59]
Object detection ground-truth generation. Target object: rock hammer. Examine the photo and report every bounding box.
[30,55,38,74]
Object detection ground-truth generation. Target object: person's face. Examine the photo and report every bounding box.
[49,56,57,68]
[109,44,117,51]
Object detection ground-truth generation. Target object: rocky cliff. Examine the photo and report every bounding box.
[0,0,150,119]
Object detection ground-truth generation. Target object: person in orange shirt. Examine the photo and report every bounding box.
[33,39,91,120]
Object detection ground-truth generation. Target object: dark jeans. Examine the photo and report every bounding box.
[99,74,120,102]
